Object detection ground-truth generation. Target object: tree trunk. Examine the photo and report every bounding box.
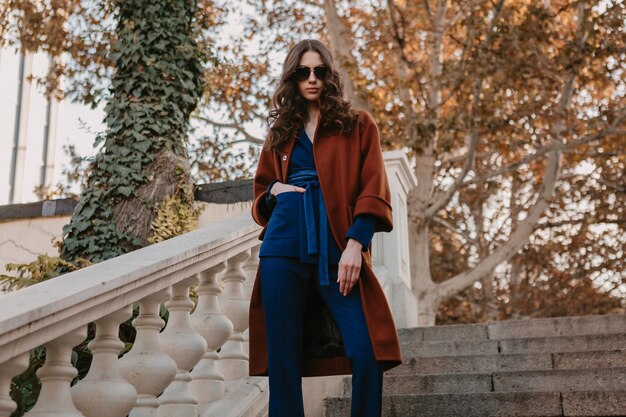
[60,0,205,264]
[323,0,371,111]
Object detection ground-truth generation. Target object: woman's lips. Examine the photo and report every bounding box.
[306,88,319,92]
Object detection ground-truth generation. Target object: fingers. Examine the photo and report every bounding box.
[337,264,345,294]
[337,261,360,296]
[271,181,284,196]
[273,183,307,196]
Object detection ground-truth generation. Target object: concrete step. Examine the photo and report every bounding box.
[381,372,492,395]
[402,333,626,357]
[398,314,626,343]
[562,391,626,416]
[552,349,626,369]
[499,333,626,355]
[325,392,564,416]
[389,352,552,375]
[341,367,626,396]
[488,314,626,340]
[493,367,626,393]
[324,391,626,416]
[388,349,626,375]
[398,322,488,343]
[402,339,499,357]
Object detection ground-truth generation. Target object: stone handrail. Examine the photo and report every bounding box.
[0,151,417,417]
[0,213,262,417]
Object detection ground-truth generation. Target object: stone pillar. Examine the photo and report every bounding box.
[241,246,259,355]
[217,251,250,380]
[189,262,232,409]
[0,353,29,417]
[71,306,137,417]
[158,276,207,417]
[24,327,87,417]
[119,290,177,417]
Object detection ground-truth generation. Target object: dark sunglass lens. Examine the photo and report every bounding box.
[293,67,310,82]
[314,66,328,80]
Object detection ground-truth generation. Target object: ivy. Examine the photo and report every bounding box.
[6,1,208,414]
[60,0,206,264]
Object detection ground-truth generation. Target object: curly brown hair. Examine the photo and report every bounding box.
[264,39,359,152]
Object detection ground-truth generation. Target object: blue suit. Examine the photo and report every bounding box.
[259,127,382,417]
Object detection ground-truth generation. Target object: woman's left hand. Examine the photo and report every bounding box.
[337,239,363,296]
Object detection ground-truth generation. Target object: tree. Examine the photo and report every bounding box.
[2,1,212,412]
[198,0,625,325]
[1,0,213,262]
[59,0,209,262]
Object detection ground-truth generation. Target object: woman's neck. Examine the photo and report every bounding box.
[305,101,320,124]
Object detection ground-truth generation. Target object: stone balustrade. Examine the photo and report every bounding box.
[0,151,417,417]
[0,213,261,417]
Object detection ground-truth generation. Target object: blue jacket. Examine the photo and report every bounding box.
[259,127,376,282]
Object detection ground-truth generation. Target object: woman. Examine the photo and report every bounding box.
[248,39,402,417]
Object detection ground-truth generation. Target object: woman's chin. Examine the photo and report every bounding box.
[304,94,321,102]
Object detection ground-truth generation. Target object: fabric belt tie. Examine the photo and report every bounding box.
[288,170,330,286]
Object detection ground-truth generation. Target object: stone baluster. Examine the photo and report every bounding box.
[158,276,207,417]
[71,306,137,417]
[119,289,177,417]
[189,262,232,408]
[217,251,250,380]
[24,327,87,417]
[241,246,259,355]
[242,246,259,300]
[0,353,29,417]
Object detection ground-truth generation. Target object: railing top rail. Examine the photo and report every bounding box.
[0,213,260,364]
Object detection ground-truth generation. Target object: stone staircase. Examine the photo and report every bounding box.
[324,314,626,416]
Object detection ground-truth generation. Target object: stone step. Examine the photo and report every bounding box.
[562,391,626,416]
[492,367,626,393]
[341,367,626,396]
[402,338,499,357]
[324,391,626,417]
[488,314,626,340]
[402,333,626,357]
[398,314,626,343]
[381,372,492,395]
[389,352,552,375]
[325,392,563,417]
[388,349,626,375]
[552,349,626,369]
[499,333,626,355]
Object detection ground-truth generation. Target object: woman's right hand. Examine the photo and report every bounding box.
[271,181,306,196]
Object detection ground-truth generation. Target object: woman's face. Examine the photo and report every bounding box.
[296,50,325,103]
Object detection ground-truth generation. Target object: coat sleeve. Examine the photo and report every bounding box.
[354,111,393,233]
[251,145,277,227]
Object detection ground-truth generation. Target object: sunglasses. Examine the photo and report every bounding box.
[292,65,329,82]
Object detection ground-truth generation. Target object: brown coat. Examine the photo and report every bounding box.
[248,110,402,377]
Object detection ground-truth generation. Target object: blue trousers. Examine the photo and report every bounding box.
[259,256,383,417]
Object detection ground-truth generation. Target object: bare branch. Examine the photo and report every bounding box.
[422,0,434,24]
[432,216,477,245]
[431,2,596,303]
[323,0,372,111]
[440,149,498,166]
[302,0,323,7]
[387,0,419,118]
[194,114,264,145]
[598,178,626,193]
[435,150,561,303]
[461,126,625,186]
[424,0,505,218]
